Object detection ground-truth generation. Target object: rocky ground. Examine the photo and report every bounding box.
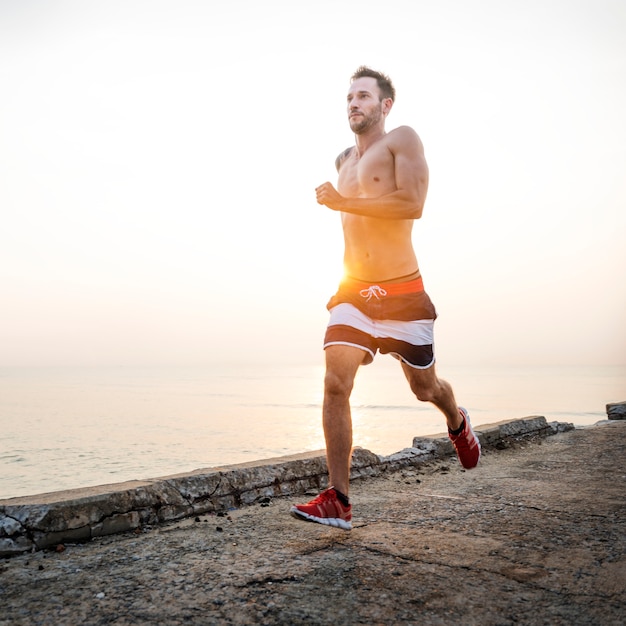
[1,421,625,625]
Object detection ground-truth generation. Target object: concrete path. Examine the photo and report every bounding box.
[1,420,624,625]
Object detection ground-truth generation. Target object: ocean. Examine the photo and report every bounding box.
[1,362,624,500]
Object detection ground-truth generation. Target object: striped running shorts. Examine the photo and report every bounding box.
[323,275,437,369]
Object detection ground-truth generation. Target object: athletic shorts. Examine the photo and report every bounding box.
[323,276,437,369]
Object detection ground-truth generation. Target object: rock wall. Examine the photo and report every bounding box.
[0,416,571,557]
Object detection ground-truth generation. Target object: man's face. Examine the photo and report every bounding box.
[347,77,384,134]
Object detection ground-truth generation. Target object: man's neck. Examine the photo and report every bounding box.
[354,126,387,156]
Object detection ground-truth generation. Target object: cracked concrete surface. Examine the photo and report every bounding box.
[1,421,624,625]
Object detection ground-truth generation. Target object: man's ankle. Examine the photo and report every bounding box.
[331,486,350,506]
[449,418,465,437]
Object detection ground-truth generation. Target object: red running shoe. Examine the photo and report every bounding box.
[449,407,481,469]
[290,487,352,530]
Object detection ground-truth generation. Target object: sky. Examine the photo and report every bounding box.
[1,0,625,368]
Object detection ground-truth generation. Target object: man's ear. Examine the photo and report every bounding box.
[382,97,393,117]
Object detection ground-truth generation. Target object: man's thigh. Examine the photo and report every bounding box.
[325,344,368,387]
[400,360,439,395]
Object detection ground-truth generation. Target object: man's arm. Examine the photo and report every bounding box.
[316,127,429,220]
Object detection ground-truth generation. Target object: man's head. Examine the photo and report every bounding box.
[347,66,395,134]
[350,66,396,102]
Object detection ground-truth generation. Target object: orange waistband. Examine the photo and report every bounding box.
[341,276,424,296]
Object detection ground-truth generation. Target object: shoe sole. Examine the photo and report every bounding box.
[290,507,352,530]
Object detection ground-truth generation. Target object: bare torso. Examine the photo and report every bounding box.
[336,127,424,283]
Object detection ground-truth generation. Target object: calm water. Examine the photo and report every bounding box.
[1,362,624,499]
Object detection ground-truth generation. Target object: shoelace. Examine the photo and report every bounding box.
[359,285,388,301]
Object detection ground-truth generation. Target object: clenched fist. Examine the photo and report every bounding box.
[315,182,344,210]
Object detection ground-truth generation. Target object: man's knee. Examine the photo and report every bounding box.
[411,382,437,403]
[324,369,355,399]
[405,370,440,403]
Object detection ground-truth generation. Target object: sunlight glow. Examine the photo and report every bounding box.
[1,0,624,367]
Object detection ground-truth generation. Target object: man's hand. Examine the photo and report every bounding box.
[315,182,344,210]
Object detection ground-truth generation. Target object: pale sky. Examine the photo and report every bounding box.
[1,0,625,368]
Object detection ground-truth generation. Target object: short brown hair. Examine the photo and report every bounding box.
[351,66,396,102]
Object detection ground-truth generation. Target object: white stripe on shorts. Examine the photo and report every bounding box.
[327,303,434,345]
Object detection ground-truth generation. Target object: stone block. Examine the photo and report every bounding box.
[165,472,225,502]
[92,511,141,537]
[156,504,194,523]
[383,447,434,472]
[478,416,548,446]
[0,535,33,557]
[0,515,23,537]
[33,525,92,550]
[607,401,626,420]
[411,436,454,457]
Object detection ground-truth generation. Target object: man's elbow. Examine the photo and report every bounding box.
[399,191,424,219]
[409,201,424,219]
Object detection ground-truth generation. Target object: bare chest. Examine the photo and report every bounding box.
[337,143,396,198]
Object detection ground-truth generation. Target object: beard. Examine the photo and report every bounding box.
[349,105,383,134]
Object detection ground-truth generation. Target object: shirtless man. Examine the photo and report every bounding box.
[291,67,480,530]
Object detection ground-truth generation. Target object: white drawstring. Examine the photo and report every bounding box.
[359,285,387,301]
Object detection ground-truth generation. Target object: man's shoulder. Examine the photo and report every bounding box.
[387,125,421,142]
[386,125,424,153]
[335,146,355,172]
